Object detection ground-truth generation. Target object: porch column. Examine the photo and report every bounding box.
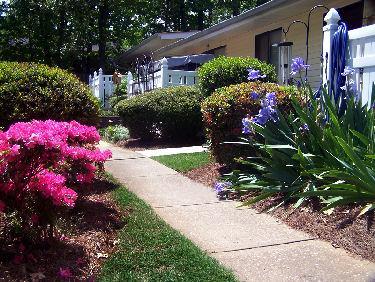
[160,57,169,88]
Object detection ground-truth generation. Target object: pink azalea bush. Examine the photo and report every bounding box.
[0,120,111,236]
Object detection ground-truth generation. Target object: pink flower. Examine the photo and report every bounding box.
[30,214,39,224]
[58,267,73,279]
[13,254,23,264]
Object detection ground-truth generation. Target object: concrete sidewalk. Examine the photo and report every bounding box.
[101,141,375,282]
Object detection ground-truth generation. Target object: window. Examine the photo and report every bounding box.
[255,28,282,73]
[204,45,226,57]
[337,1,364,30]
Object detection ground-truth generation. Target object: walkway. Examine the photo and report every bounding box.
[101,141,375,282]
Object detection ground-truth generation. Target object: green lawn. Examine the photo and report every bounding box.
[151,151,212,173]
[99,175,237,282]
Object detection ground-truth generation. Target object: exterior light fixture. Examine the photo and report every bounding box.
[274,41,293,85]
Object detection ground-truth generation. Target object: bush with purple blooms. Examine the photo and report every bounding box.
[202,81,297,164]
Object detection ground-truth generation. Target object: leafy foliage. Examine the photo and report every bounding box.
[201,81,297,164]
[100,125,130,143]
[225,83,375,215]
[0,61,100,129]
[198,56,277,97]
[116,86,204,141]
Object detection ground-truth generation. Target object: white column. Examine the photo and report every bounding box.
[98,68,104,103]
[160,57,169,88]
[322,8,341,89]
[127,71,133,96]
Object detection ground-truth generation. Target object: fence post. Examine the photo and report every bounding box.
[98,68,104,103]
[322,8,340,89]
[160,57,169,88]
[127,71,133,96]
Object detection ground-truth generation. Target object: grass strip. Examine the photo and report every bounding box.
[99,175,237,282]
[151,151,212,173]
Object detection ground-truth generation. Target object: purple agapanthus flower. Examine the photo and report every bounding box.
[290,57,310,76]
[242,117,252,134]
[247,68,266,80]
[299,123,309,133]
[214,181,232,194]
[341,66,355,77]
[250,91,259,100]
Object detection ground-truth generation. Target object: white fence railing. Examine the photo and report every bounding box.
[323,8,375,106]
[127,58,198,97]
[89,68,115,107]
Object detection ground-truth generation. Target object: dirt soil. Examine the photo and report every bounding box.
[0,177,128,281]
[182,162,375,263]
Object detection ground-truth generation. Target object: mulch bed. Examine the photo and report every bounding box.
[181,162,375,262]
[0,177,127,281]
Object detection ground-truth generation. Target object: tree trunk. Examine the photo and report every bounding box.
[179,0,186,31]
[98,0,109,71]
[231,0,240,16]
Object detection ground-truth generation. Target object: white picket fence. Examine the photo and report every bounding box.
[127,58,198,97]
[88,69,115,107]
[323,8,375,106]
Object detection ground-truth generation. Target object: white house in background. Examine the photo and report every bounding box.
[91,0,375,103]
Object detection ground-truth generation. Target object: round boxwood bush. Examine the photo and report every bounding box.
[0,61,100,128]
[201,81,297,164]
[116,86,204,141]
[198,56,277,97]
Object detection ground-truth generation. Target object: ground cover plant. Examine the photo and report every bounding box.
[116,85,204,141]
[0,120,111,239]
[202,81,297,164]
[217,60,375,216]
[151,151,213,173]
[99,175,237,282]
[100,125,130,143]
[0,62,100,129]
[198,56,277,97]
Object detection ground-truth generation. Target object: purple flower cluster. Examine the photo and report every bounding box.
[299,123,309,133]
[252,92,278,125]
[242,117,252,134]
[214,181,232,194]
[340,66,358,98]
[247,68,266,80]
[242,92,279,134]
[290,57,310,76]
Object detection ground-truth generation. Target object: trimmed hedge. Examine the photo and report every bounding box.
[201,81,297,164]
[0,61,100,128]
[116,86,204,140]
[198,56,277,97]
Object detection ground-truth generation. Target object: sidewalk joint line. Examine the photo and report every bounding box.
[154,201,234,209]
[211,238,318,254]
[108,156,147,161]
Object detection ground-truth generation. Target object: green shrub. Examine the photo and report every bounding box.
[100,125,130,143]
[116,86,204,141]
[109,82,128,110]
[198,56,277,97]
[0,61,100,128]
[201,81,297,164]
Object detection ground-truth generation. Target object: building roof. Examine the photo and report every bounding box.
[118,31,199,64]
[153,0,291,56]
